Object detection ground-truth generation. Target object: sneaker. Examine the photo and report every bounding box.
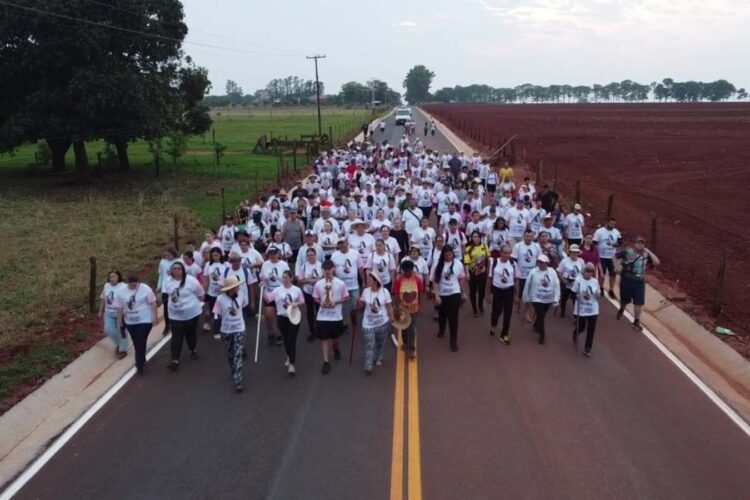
[235,383,244,393]
[288,364,296,376]
[136,366,144,376]
[489,327,496,336]
[168,360,179,372]
[633,319,643,331]
[202,323,211,332]
[616,308,624,320]
[213,333,221,340]
[583,350,592,358]
[608,290,617,300]
[190,351,199,360]
[321,361,331,374]
[375,360,383,367]
[284,357,290,367]
[333,348,342,361]
[501,335,510,345]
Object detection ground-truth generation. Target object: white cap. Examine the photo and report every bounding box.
[537,254,550,263]
[574,203,582,210]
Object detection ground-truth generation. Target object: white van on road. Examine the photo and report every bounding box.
[394,108,412,125]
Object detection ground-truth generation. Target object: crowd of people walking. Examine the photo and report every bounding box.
[100,116,660,392]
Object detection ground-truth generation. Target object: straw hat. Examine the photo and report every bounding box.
[286,304,302,325]
[221,275,243,292]
[392,306,412,330]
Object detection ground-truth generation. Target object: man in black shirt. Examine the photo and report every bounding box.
[539,184,559,212]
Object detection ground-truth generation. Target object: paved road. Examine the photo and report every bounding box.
[11,111,750,500]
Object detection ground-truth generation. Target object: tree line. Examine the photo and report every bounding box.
[432,79,747,104]
[203,78,400,107]
[0,0,211,173]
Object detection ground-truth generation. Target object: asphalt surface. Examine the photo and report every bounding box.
[12,111,750,500]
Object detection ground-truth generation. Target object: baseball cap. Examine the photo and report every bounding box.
[537,254,550,263]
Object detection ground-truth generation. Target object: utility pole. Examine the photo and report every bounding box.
[307,54,326,136]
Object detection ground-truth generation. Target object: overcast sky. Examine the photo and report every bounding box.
[181,0,750,95]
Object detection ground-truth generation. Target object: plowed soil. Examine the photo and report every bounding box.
[424,103,750,354]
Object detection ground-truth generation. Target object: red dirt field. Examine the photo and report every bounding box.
[424,103,750,355]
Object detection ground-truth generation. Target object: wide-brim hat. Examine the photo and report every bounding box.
[286,304,302,325]
[392,306,412,330]
[221,276,244,292]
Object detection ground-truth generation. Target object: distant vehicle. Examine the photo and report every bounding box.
[394,108,412,125]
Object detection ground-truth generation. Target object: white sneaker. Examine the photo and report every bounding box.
[287,364,296,375]
[213,333,221,340]
[202,323,211,332]
[284,357,290,367]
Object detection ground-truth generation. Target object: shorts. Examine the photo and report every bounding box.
[316,320,344,340]
[620,277,645,306]
[487,184,497,193]
[263,299,276,309]
[344,288,360,313]
[600,258,616,276]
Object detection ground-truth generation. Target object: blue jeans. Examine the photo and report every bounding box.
[104,315,128,352]
[125,323,152,370]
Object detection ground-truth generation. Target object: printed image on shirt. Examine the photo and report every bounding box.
[170,288,180,303]
[582,285,594,301]
[211,267,221,282]
[106,291,115,305]
[499,268,510,284]
[229,300,239,316]
[541,274,551,288]
[525,249,534,263]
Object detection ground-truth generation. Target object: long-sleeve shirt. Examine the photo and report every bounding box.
[522,267,561,304]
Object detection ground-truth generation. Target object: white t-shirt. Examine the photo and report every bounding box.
[184,262,202,278]
[331,249,360,290]
[312,277,349,322]
[489,229,510,252]
[203,262,226,297]
[361,287,392,329]
[383,236,402,260]
[212,293,248,334]
[528,208,547,234]
[412,227,436,259]
[349,232,376,257]
[505,207,530,238]
[430,259,465,296]
[439,212,462,230]
[565,213,585,239]
[218,224,238,252]
[491,259,515,289]
[116,283,157,325]
[164,275,205,321]
[512,241,541,279]
[268,285,304,317]
[319,231,339,257]
[260,260,290,291]
[297,260,323,295]
[401,206,423,233]
[366,251,396,285]
[237,247,263,284]
[593,227,621,259]
[436,191,458,215]
[223,265,250,304]
[416,187,434,208]
[444,230,467,260]
[523,268,560,304]
[401,256,429,276]
[101,282,127,317]
[572,276,600,317]
[557,257,585,289]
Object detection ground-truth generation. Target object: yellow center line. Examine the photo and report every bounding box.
[390,341,406,500]
[408,343,423,500]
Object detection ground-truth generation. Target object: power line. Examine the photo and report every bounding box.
[0,0,302,58]
[75,0,305,56]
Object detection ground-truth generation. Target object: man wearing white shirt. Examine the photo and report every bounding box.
[439,203,462,234]
[331,239,361,338]
[401,197,424,234]
[528,198,547,236]
[312,207,341,236]
[505,199,530,246]
[593,217,622,298]
[564,203,586,245]
[522,254,560,345]
[435,185,458,217]
[295,231,325,276]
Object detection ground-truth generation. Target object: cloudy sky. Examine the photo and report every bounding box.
[181,0,750,95]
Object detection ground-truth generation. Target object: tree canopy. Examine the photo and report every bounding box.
[403,65,435,104]
[0,0,211,172]
[431,78,743,104]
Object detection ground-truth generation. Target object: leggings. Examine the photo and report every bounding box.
[104,315,128,352]
[577,315,598,351]
[532,302,552,340]
[490,286,515,336]
[223,331,245,384]
[468,272,487,313]
[560,287,576,316]
[277,315,300,364]
[363,323,389,370]
[170,315,199,361]
[438,293,461,348]
[303,292,318,337]
[161,293,170,330]
[125,323,152,370]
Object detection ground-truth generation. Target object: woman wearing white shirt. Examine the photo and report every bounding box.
[202,247,226,338]
[358,272,394,375]
[413,217,436,261]
[297,248,323,343]
[265,271,305,375]
[572,262,600,357]
[430,245,466,352]
[156,247,181,336]
[365,239,397,291]
[489,217,511,255]
[267,230,293,262]
[556,244,584,318]
[401,246,429,283]
[369,209,391,234]
[98,270,128,359]
[522,255,560,345]
[259,247,290,346]
[164,262,205,372]
[319,221,338,259]
[487,245,515,344]
[116,274,158,375]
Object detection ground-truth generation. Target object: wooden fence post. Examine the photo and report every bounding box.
[607,194,614,218]
[650,217,658,250]
[89,256,97,313]
[173,214,179,251]
[713,251,727,316]
[212,128,215,145]
[575,180,581,204]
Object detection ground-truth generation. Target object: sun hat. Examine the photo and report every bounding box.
[221,275,243,292]
[286,304,302,325]
[392,306,412,330]
[568,244,581,253]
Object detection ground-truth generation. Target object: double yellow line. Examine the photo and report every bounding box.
[390,342,422,500]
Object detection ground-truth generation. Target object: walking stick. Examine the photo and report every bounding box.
[254,284,264,363]
[348,313,356,366]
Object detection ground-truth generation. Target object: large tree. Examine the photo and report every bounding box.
[403,65,435,104]
[0,0,210,172]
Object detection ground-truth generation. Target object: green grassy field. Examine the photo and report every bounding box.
[0,106,378,404]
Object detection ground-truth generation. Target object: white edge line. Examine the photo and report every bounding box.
[415,107,462,152]
[604,296,750,438]
[0,333,172,500]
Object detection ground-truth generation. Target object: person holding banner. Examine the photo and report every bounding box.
[265,271,305,375]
